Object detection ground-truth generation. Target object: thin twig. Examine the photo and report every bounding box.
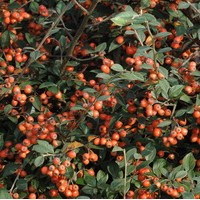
[72,0,89,15]
[9,172,20,194]
[86,13,117,27]
[60,0,100,77]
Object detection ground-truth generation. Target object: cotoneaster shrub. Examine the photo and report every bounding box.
[0,0,200,199]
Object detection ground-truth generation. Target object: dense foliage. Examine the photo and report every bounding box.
[0,0,200,199]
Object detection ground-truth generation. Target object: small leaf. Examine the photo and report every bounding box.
[169,85,184,98]
[2,163,19,178]
[0,30,10,48]
[182,153,196,171]
[182,192,194,199]
[142,143,156,161]
[121,72,144,82]
[107,162,120,178]
[93,42,107,53]
[16,179,28,190]
[111,11,139,26]
[180,94,192,104]
[96,73,111,79]
[108,40,123,52]
[88,135,97,142]
[84,174,96,187]
[4,104,13,115]
[175,109,186,117]
[32,96,41,111]
[178,2,190,9]
[175,170,187,179]
[34,156,44,167]
[110,178,124,191]
[126,148,137,161]
[112,146,123,152]
[157,47,172,53]
[33,140,54,154]
[155,32,172,38]
[30,50,42,61]
[67,141,84,149]
[157,120,172,127]
[70,105,86,111]
[29,2,39,13]
[39,82,57,89]
[196,94,200,106]
[0,188,12,199]
[97,95,110,101]
[111,64,124,72]
[141,63,153,69]
[158,79,170,92]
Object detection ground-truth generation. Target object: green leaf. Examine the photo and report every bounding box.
[81,185,97,195]
[93,42,107,53]
[157,120,172,127]
[4,104,13,115]
[108,40,123,52]
[112,146,123,152]
[169,85,184,98]
[121,72,144,82]
[111,64,124,72]
[111,11,139,26]
[130,24,145,30]
[110,178,124,191]
[180,94,192,104]
[142,143,156,161]
[16,179,28,190]
[29,2,39,13]
[77,196,90,199]
[0,30,10,48]
[175,109,186,117]
[140,0,150,9]
[97,95,110,101]
[153,159,167,177]
[32,140,54,154]
[84,174,96,187]
[70,105,86,111]
[175,170,187,179]
[155,32,172,38]
[126,148,137,161]
[8,2,20,10]
[0,188,12,199]
[56,1,66,14]
[107,162,120,178]
[182,192,194,199]
[182,153,196,171]
[191,71,200,77]
[39,82,57,89]
[8,116,18,124]
[2,163,19,178]
[141,63,153,69]
[34,156,44,167]
[96,73,111,79]
[25,33,35,45]
[178,2,190,9]
[30,50,42,61]
[48,86,59,94]
[157,47,172,53]
[196,94,200,106]
[127,165,136,175]
[158,79,170,92]
[194,185,200,194]
[32,96,41,111]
